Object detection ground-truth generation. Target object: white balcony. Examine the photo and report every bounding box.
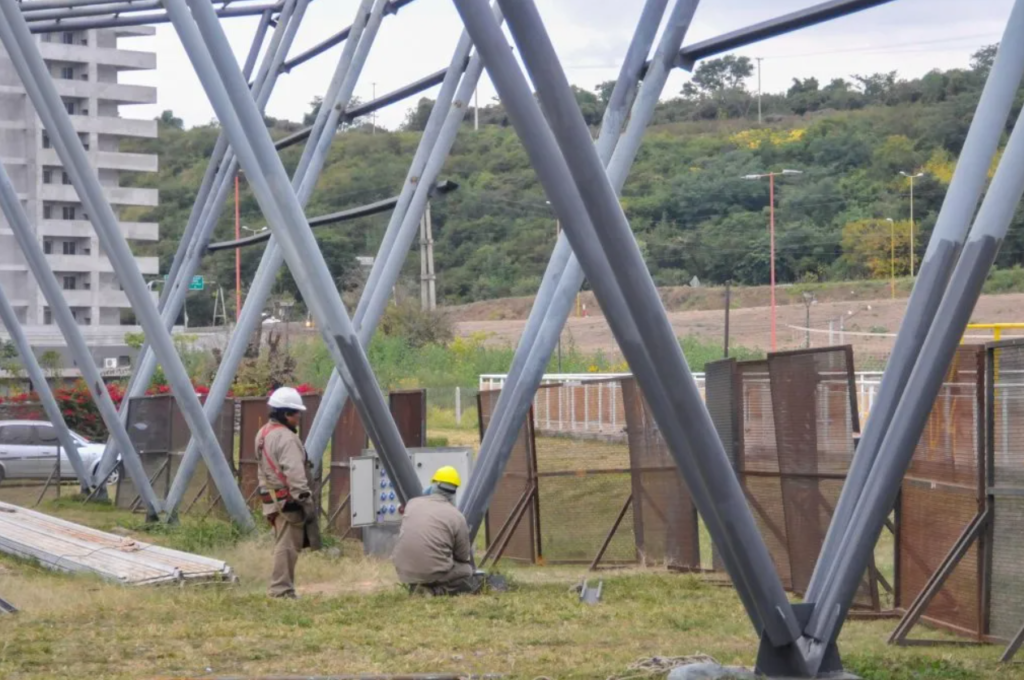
[52,79,156,106]
[38,43,156,71]
[40,184,158,207]
[36,220,158,241]
[39,148,158,170]
[44,254,156,275]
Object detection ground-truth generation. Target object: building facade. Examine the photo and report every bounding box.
[0,26,159,370]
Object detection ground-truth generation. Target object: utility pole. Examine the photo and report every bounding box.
[234,173,241,321]
[802,292,815,348]
[756,57,763,125]
[419,202,436,311]
[724,281,731,358]
[900,171,924,276]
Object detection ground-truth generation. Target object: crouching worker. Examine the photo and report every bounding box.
[257,386,322,599]
[392,466,483,596]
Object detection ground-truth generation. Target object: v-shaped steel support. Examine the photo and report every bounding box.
[159,0,421,504]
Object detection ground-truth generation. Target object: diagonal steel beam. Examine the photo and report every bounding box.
[806,0,1024,604]
[0,282,91,493]
[302,5,503,471]
[803,56,1024,674]
[26,1,284,32]
[0,158,161,514]
[450,1,808,667]
[0,0,254,529]
[97,3,288,483]
[458,0,674,542]
[164,0,385,515]
[160,0,421,503]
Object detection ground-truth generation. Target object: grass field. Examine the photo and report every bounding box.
[0,416,1014,679]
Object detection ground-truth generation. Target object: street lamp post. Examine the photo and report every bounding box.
[900,171,925,276]
[886,218,895,299]
[743,169,802,351]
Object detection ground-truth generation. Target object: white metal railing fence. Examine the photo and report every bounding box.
[480,372,890,437]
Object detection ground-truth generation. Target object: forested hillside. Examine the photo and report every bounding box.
[121,44,1023,325]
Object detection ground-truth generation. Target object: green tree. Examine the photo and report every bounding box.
[402,97,434,131]
[682,55,753,97]
[158,110,184,129]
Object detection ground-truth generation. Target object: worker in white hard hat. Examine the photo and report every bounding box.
[257,386,321,598]
[391,465,484,596]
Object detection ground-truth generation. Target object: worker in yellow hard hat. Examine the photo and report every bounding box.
[391,466,483,596]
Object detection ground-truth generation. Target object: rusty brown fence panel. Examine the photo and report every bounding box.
[390,389,427,447]
[987,341,1024,643]
[705,358,740,572]
[767,346,873,604]
[620,378,700,570]
[735,360,792,590]
[328,400,367,537]
[895,344,986,638]
[479,388,539,564]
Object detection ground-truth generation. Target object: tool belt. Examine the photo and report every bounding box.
[259,486,292,505]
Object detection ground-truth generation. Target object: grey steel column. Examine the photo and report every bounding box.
[804,93,1024,675]
[0,0,254,529]
[163,0,421,501]
[0,158,161,515]
[806,0,1024,602]
[459,0,674,537]
[97,6,286,481]
[302,8,504,467]
[164,0,378,513]
[0,283,90,492]
[451,0,806,659]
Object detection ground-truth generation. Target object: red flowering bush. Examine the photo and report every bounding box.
[3,378,217,440]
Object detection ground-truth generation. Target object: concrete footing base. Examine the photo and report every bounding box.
[667,664,860,680]
[362,523,400,558]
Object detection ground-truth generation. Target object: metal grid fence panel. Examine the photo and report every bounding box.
[988,343,1024,640]
[704,359,738,572]
[736,360,792,590]
[533,382,634,565]
[532,380,627,439]
[767,347,870,603]
[621,378,699,570]
[479,389,538,563]
[897,345,985,637]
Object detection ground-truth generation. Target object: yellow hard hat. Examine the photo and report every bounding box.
[432,465,461,489]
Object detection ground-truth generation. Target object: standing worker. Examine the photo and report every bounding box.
[257,386,321,598]
[392,466,483,595]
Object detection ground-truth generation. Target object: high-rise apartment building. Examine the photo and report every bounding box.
[0,26,159,370]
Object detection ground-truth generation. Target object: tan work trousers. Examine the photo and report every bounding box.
[268,509,305,597]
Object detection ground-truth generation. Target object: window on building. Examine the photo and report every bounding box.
[62,240,76,255]
[43,239,52,255]
[62,172,71,186]
[118,355,131,367]
[62,32,74,46]
[42,169,52,184]
[62,206,76,221]
[81,316,91,326]
[62,276,76,291]
[63,100,75,116]
[42,132,51,149]
[41,33,52,44]
[42,205,52,220]
[82,277,91,290]
[60,67,74,81]
[43,308,52,325]
[79,134,89,151]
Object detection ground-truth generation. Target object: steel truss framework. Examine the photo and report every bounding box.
[0,0,1021,676]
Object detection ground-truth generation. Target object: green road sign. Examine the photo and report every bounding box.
[161,275,205,291]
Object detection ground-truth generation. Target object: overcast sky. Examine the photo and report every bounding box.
[119,0,1015,130]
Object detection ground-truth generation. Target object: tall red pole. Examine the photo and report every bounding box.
[769,172,776,352]
[235,174,241,321]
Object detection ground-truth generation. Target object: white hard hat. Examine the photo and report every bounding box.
[268,386,306,411]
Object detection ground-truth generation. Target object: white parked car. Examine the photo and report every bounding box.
[0,420,119,486]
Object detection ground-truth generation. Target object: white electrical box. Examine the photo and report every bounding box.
[350,447,474,528]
